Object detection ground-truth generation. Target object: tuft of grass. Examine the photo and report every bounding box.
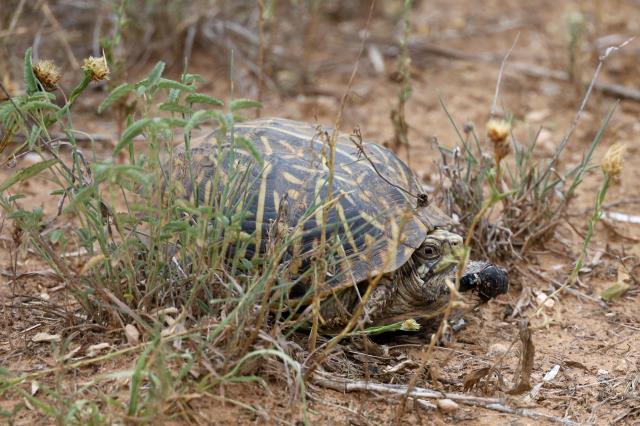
[0,48,318,423]
[434,97,616,267]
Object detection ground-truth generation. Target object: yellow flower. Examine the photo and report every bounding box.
[82,55,110,81]
[33,60,61,91]
[400,319,421,331]
[601,143,627,181]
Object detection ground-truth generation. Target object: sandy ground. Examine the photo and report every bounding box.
[1,0,639,424]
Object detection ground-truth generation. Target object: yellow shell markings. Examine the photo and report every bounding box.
[286,188,301,200]
[339,189,357,207]
[335,202,358,256]
[253,162,273,258]
[259,135,273,155]
[221,119,434,286]
[359,211,386,232]
[313,178,326,226]
[282,171,304,186]
[236,121,369,170]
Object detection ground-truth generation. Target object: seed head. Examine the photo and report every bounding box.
[82,55,110,81]
[601,143,627,182]
[33,60,61,91]
[400,319,421,331]
[486,119,510,143]
[486,119,511,163]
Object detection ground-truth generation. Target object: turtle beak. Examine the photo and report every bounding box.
[459,263,509,302]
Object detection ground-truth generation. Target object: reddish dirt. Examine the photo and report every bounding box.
[1,0,640,424]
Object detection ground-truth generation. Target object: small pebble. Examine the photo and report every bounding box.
[488,343,509,357]
[437,399,459,413]
[124,324,140,345]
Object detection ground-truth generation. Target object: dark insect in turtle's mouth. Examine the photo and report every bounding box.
[459,263,509,301]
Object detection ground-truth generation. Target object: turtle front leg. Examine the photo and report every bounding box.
[319,277,397,328]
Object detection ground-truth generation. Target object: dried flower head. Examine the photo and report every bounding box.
[400,319,421,331]
[486,119,510,143]
[82,55,110,81]
[33,60,61,91]
[601,143,627,181]
[486,119,511,163]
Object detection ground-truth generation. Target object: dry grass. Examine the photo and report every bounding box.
[1,1,640,424]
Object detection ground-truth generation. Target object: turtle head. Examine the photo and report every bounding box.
[415,229,508,303]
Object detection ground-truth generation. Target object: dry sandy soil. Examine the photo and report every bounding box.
[1,0,639,424]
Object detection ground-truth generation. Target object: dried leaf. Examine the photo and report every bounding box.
[32,332,61,343]
[543,364,560,382]
[86,342,110,357]
[508,320,535,394]
[463,367,491,391]
[564,360,589,371]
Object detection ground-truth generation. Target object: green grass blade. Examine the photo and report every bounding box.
[0,159,57,193]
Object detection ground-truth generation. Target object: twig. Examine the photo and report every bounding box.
[374,37,640,102]
[541,37,635,185]
[313,372,579,425]
[8,0,27,33]
[526,266,606,307]
[491,33,520,117]
[256,0,266,117]
[41,1,80,69]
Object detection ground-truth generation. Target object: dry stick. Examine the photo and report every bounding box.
[40,1,80,69]
[256,0,265,118]
[307,0,375,353]
[537,37,634,188]
[8,0,27,33]
[314,372,579,426]
[490,32,520,118]
[391,38,640,102]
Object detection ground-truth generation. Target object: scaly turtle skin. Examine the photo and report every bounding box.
[169,118,508,326]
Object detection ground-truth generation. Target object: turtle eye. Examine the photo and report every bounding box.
[422,244,440,259]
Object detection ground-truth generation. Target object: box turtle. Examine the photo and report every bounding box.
[169,118,508,326]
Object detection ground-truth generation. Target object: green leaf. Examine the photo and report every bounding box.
[146,61,166,88]
[97,82,134,113]
[159,102,190,114]
[8,193,25,201]
[30,91,57,101]
[230,98,262,112]
[113,118,152,155]
[236,137,263,166]
[21,101,61,113]
[185,93,224,107]
[49,229,64,244]
[158,117,187,128]
[182,73,205,84]
[601,281,630,301]
[156,78,194,92]
[64,186,95,213]
[128,343,152,416]
[27,125,41,149]
[23,48,38,94]
[184,110,224,134]
[0,159,57,193]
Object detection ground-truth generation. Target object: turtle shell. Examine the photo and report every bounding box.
[170,118,452,297]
